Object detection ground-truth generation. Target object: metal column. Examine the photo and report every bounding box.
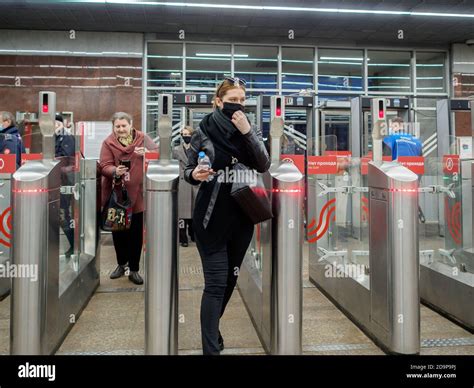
[269,96,304,354]
[368,161,420,354]
[145,94,179,355]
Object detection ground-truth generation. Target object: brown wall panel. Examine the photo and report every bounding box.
[0,54,142,131]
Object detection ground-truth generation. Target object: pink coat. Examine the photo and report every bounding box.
[99,130,157,213]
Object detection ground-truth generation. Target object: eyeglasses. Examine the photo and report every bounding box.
[224,76,247,86]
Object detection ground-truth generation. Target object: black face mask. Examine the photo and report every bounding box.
[182,135,191,144]
[221,102,245,119]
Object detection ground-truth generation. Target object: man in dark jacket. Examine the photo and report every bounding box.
[0,111,25,167]
[55,115,76,257]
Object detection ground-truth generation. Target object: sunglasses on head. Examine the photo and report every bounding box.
[224,76,247,86]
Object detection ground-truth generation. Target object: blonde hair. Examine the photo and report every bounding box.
[212,78,246,108]
[182,125,194,134]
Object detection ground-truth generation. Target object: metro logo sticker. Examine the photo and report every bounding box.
[308,156,337,175]
[280,154,304,174]
[398,156,425,175]
[443,155,459,174]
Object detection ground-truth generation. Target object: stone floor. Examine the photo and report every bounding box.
[0,233,472,355]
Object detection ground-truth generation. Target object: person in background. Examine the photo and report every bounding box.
[99,112,158,285]
[0,111,25,167]
[383,116,425,223]
[55,114,76,258]
[383,116,422,160]
[173,126,198,247]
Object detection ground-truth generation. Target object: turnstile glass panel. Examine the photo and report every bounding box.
[283,108,308,155]
[56,129,83,296]
[320,110,350,152]
[419,156,474,278]
[308,141,372,288]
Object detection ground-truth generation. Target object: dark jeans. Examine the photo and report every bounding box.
[60,193,74,250]
[111,212,143,272]
[195,220,254,355]
[179,218,194,244]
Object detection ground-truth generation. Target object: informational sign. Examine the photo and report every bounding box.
[0,154,17,174]
[457,136,472,159]
[280,154,305,174]
[308,156,338,175]
[144,152,160,172]
[398,156,425,175]
[443,155,460,174]
[77,121,112,160]
[21,153,42,165]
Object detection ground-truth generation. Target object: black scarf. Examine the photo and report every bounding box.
[200,108,243,159]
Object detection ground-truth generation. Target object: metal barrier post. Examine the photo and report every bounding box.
[145,94,179,355]
[368,161,420,354]
[268,96,304,355]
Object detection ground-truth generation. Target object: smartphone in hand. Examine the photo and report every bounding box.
[120,160,131,169]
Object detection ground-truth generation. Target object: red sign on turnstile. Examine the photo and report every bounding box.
[280,154,305,174]
[398,156,425,175]
[0,154,17,174]
[323,150,352,157]
[21,153,42,165]
[307,156,338,175]
[144,152,160,172]
[443,155,460,174]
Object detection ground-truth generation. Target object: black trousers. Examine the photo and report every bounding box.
[111,212,143,272]
[179,218,194,244]
[195,219,254,355]
[60,193,74,250]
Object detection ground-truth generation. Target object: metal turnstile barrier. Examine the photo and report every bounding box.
[239,96,304,354]
[308,98,421,354]
[10,92,100,354]
[368,161,420,354]
[145,94,179,355]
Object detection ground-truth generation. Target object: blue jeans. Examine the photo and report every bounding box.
[195,220,254,355]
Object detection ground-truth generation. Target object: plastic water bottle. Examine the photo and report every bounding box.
[197,151,213,181]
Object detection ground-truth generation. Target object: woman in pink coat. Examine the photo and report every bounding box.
[99,112,157,285]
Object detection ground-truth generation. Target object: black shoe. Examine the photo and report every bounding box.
[129,271,144,285]
[181,242,189,247]
[65,247,74,258]
[110,265,126,279]
[218,331,224,351]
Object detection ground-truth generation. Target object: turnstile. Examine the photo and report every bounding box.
[420,98,474,331]
[308,98,421,354]
[238,96,304,354]
[10,92,100,354]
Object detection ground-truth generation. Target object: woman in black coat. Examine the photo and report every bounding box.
[184,77,270,355]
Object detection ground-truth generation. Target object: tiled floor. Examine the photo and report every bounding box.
[0,233,472,356]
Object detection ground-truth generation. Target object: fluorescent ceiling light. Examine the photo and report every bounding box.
[195,53,248,57]
[320,56,364,61]
[79,1,474,19]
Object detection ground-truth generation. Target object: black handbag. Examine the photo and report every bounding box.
[230,162,273,224]
[101,181,133,232]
